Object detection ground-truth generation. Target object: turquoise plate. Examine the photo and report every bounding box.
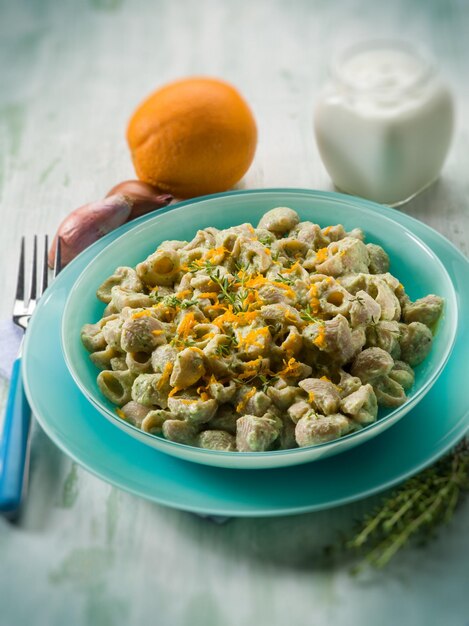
[23,190,469,516]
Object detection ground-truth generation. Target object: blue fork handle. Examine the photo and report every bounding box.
[0,358,31,513]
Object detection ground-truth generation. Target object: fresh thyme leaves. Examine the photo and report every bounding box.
[215,343,230,357]
[234,373,259,386]
[215,333,238,357]
[340,438,469,570]
[234,266,251,311]
[233,259,251,273]
[179,299,198,309]
[170,336,196,348]
[275,274,295,286]
[258,374,279,393]
[150,293,198,309]
[231,371,278,390]
[349,294,366,306]
[300,305,322,323]
[258,235,273,246]
[206,268,240,309]
[187,259,258,312]
[187,259,216,273]
[232,376,251,385]
[200,264,256,313]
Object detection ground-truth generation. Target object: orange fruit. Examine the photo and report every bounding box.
[126,77,257,198]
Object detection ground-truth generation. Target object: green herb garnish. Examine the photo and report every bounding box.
[207,268,239,309]
[170,336,196,348]
[187,259,216,273]
[214,333,238,357]
[150,294,198,309]
[300,305,322,323]
[338,439,469,571]
[258,374,279,393]
[275,274,295,286]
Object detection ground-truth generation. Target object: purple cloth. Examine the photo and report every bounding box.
[0,319,23,379]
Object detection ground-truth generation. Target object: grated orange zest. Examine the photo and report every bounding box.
[132,310,152,319]
[177,312,196,338]
[313,326,327,349]
[157,362,173,389]
[315,247,329,264]
[236,387,256,413]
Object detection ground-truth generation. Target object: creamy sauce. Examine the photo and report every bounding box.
[314,43,454,206]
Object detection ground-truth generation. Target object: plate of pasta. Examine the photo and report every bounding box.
[22,189,468,514]
[60,190,457,469]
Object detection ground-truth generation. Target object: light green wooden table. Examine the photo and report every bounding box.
[1,1,468,625]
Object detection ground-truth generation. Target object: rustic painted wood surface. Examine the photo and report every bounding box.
[0,1,468,625]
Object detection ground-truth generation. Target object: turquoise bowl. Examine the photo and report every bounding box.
[61,190,458,469]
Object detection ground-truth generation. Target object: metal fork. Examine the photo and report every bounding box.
[0,236,62,514]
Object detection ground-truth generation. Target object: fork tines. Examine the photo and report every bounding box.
[54,236,62,278]
[14,235,63,331]
[15,236,25,304]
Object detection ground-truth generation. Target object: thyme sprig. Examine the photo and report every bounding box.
[170,336,196,348]
[214,333,238,357]
[349,294,366,306]
[341,438,469,570]
[187,258,216,273]
[258,235,274,246]
[233,260,251,274]
[187,258,261,314]
[300,305,322,323]
[234,262,251,311]
[207,269,239,308]
[150,293,198,309]
[189,259,242,310]
[275,274,295,286]
[258,374,279,393]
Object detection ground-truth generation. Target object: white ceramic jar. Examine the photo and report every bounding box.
[314,41,454,206]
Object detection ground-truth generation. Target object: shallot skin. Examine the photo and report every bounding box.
[48,194,131,268]
[48,181,173,268]
[106,179,173,219]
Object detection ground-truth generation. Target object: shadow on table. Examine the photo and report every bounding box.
[13,422,67,530]
[156,496,382,573]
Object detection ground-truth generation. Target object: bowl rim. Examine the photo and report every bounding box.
[61,188,459,458]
